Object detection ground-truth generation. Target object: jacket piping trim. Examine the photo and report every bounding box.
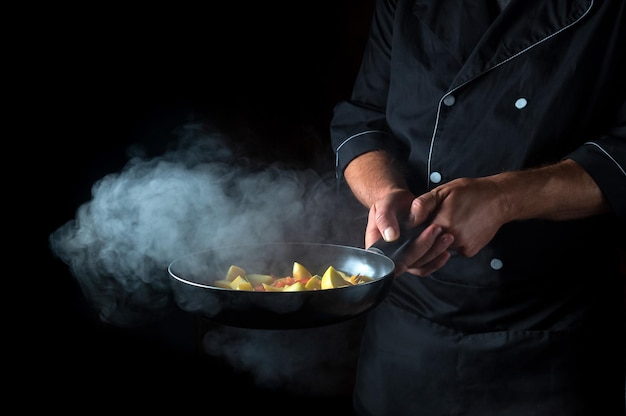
[335,130,389,179]
[584,141,626,177]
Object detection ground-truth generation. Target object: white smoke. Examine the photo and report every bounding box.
[49,121,366,325]
[48,120,368,397]
[202,320,366,398]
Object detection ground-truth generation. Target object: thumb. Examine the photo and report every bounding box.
[365,203,400,247]
[371,201,401,243]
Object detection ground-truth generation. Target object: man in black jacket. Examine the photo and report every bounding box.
[330,0,625,414]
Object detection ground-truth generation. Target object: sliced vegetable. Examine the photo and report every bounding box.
[230,275,253,290]
[246,273,274,285]
[292,261,312,280]
[213,279,233,289]
[321,266,350,289]
[283,282,307,292]
[305,275,322,290]
[215,262,370,292]
[226,265,246,282]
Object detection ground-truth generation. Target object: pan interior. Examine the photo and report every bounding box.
[168,242,395,289]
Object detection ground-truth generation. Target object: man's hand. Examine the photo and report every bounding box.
[364,189,455,277]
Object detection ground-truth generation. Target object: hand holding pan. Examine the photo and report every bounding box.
[168,223,427,329]
[368,222,429,266]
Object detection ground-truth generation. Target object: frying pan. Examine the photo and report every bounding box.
[168,224,425,329]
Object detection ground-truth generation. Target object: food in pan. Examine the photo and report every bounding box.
[212,262,373,291]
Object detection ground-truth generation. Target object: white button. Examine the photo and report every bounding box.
[443,95,456,106]
[430,171,442,183]
[490,258,503,270]
[514,98,527,109]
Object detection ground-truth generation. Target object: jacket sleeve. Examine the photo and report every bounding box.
[568,98,626,224]
[329,0,407,181]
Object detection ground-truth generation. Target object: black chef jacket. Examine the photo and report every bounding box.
[330,0,626,415]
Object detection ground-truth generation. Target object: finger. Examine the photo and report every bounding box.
[410,231,454,268]
[409,193,438,226]
[395,228,453,274]
[398,224,443,261]
[406,250,452,277]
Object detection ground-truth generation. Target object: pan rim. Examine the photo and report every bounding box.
[168,241,395,292]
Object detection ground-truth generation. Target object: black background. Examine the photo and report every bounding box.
[34,1,375,412]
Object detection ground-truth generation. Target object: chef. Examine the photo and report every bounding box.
[330,0,626,414]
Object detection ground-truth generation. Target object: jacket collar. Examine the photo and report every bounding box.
[412,0,594,88]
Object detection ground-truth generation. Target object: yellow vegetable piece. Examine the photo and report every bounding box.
[246,273,274,285]
[322,266,350,289]
[262,283,283,292]
[226,265,246,282]
[305,275,321,290]
[229,275,250,289]
[349,274,374,284]
[283,282,306,292]
[292,261,312,281]
[235,282,254,291]
[213,279,233,289]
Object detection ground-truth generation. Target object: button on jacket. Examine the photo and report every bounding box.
[330,0,625,414]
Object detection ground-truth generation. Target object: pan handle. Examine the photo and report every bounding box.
[367,222,429,261]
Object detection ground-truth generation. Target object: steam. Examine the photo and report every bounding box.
[202,321,365,398]
[50,122,366,325]
[49,120,368,397]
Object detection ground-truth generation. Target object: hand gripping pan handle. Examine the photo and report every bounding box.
[367,222,429,262]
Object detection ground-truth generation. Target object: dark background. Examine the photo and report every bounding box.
[35,2,374,412]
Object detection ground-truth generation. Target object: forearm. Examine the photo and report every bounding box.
[346,153,610,224]
[343,150,410,208]
[489,158,610,222]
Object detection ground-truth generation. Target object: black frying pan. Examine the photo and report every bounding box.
[168,225,424,329]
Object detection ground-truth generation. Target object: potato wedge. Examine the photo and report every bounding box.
[292,261,312,280]
[305,275,321,290]
[213,279,233,289]
[226,265,246,281]
[283,282,307,292]
[262,283,283,292]
[230,275,250,289]
[322,266,350,289]
[246,273,274,285]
